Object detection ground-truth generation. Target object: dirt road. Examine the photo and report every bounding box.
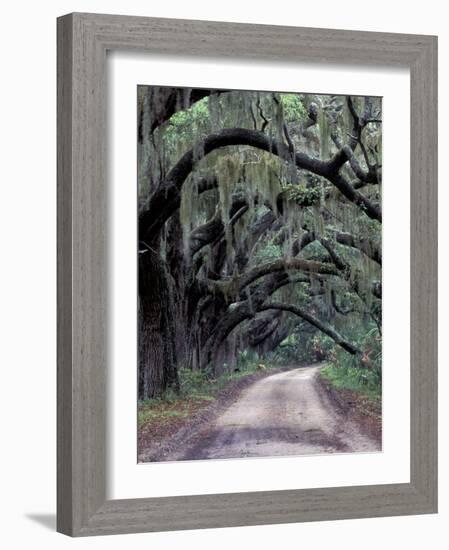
[179,366,380,460]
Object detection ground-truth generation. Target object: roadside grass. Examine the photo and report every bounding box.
[138,362,276,431]
[138,396,213,431]
[319,363,381,401]
[319,362,382,441]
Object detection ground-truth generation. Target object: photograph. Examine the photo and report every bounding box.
[137,86,383,462]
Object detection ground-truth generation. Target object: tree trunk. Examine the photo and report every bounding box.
[138,246,179,400]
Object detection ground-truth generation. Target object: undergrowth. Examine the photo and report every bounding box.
[319,362,381,401]
[138,357,276,429]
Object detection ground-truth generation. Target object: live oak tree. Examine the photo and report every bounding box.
[138,86,382,399]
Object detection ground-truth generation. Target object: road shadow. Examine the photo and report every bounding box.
[182,424,349,460]
[25,513,56,531]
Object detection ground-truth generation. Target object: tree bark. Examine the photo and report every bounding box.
[138,246,179,399]
[259,302,362,356]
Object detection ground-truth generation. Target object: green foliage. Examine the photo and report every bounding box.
[138,405,190,430]
[178,367,211,396]
[320,363,381,400]
[252,242,283,263]
[235,348,260,370]
[162,97,211,157]
[310,334,335,360]
[279,94,307,123]
[330,322,381,370]
[300,240,330,262]
[266,328,333,365]
[140,356,277,409]
[283,182,322,207]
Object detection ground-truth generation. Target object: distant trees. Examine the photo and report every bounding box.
[138,87,382,399]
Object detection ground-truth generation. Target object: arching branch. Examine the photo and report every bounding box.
[201,271,298,368]
[298,232,382,301]
[189,193,249,256]
[235,258,337,292]
[333,231,382,265]
[246,312,282,347]
[139,127,382,243]
[259,302,362,356]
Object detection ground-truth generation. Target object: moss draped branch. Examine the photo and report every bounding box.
[259,302,362,356]
[139,127,382,244]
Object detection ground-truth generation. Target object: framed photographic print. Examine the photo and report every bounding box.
[57,12,437,536]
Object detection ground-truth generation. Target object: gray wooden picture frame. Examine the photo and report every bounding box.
[57,12,438,537]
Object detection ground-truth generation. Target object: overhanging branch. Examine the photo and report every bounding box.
[259,302,362,356]
[140,127,382,242]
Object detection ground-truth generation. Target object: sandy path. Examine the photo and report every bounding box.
[181,365,379,460]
